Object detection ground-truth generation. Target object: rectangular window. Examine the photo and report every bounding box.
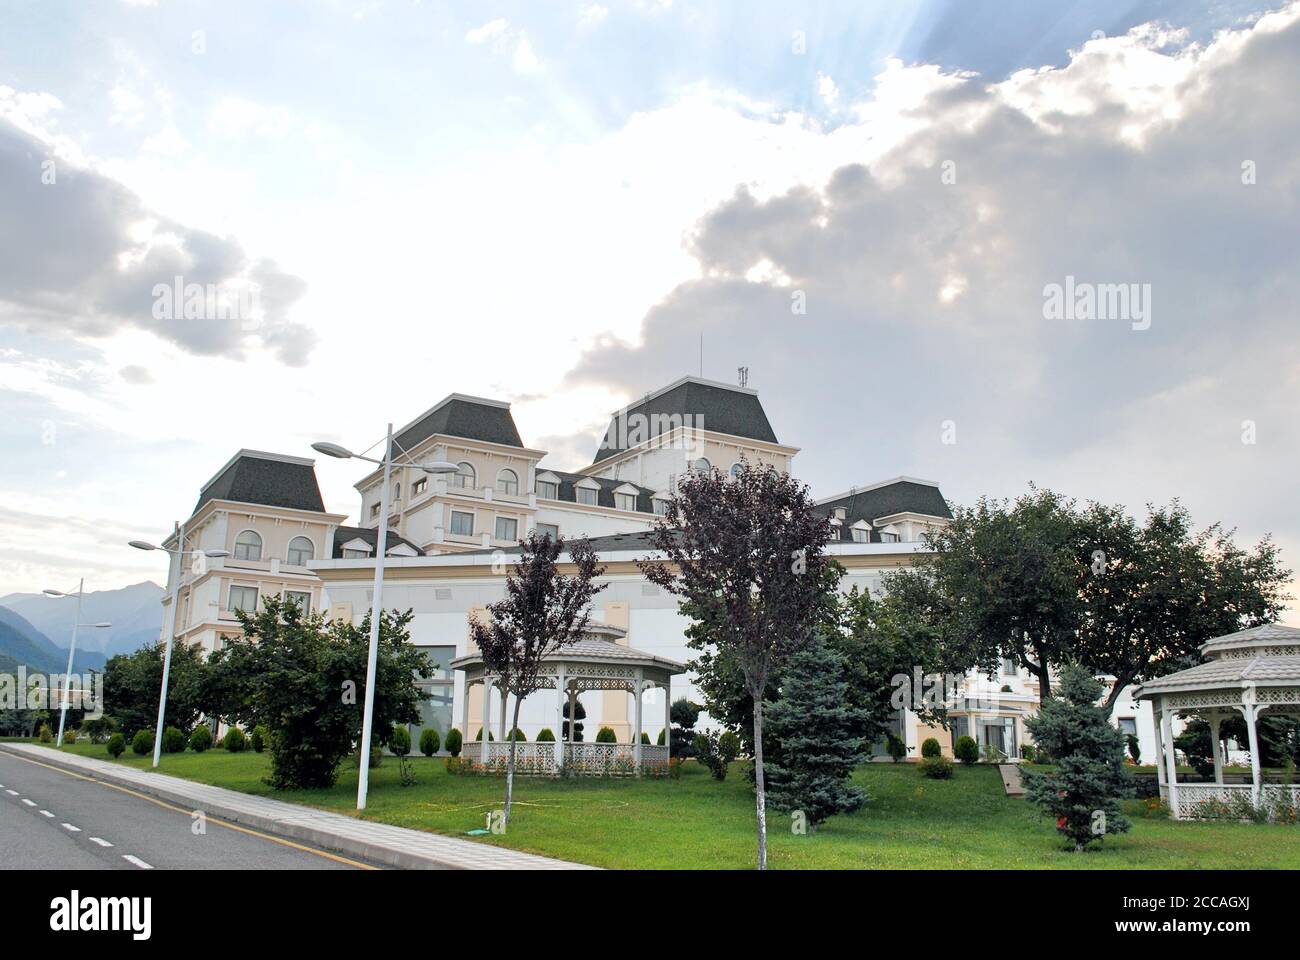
[615,492,637,512]
[851,527,870,543]
[1117,717,1138,738]
[495,516,518,542]
[1001,657,1018,676]
[537,480,558,500]
[577,487,598,506]
[342,548,369,559]
[450,511,474,536]
[412,478,427,496]
[879,532,900,543]
[653,499,669,516]
[536,522,559,541]
[284,590,311,614]
[370,502,381,519]
[229,585,258,614]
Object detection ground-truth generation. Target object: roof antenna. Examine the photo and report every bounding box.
[737,366,749,388]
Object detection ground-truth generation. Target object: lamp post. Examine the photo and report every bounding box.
[129,533,228,767]
[312,426,458,810]
[41,581,111,746]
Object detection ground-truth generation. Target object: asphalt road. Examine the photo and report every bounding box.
[0,751,370,870]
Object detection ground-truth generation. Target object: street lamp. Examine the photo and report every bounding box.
[312,426,458,810]
[42,581,112,747]
[129,535,229,768]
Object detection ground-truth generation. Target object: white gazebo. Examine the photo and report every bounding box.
[453,623,687,776]
[1134,624,1300,820]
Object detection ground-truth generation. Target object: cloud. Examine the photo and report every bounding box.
[464,18,542,74]
[566,6,1300,584]
[118,364,153,384]
[0,95,315,366]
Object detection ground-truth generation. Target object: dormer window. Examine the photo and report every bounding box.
[497,469,519,495]
[233,530,262,561]
[577,487,598,506]
[537,479,558,499]
[850,524,870,544]
[342,548,369,559]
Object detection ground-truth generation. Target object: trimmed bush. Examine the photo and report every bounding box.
[886,733,907,763]
[921,737,942,758]
[63,728,78,745]
[718,730,741,761]
[419,728,440,756]
[920,755,955,779]
[505,728,527,742]
[445,727,463,757]
[535,728,555,743]
[250,724,268,753]
[953,735,979,765]
[131,729,152,755]
[640,731,651,744]
[225,727,247,752]
[474,728,495,741]
[595,726,617,743]
[82,716,117,743]
[107,732,126,759]
[161,726,187,753]
[37,724,52,743]
[388,724,411,757]
[657,728,665,746]
[189,725,213,752]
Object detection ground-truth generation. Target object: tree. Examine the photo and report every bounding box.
[764,635,868,830]
[561,698,585,742]
[102,642,207,737]
[470,531,606,825]
[1075,501,1291,713]
[641,461,834,870]
[668,698,701,758]
[205,595,428,789]
[1021,664,1133,851]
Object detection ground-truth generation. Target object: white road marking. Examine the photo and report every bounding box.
[4,789,17,796]
[60,822,81,832]
[89,837,113,848]
[39,810,55,818]
[20,798,35,807]
[122,854,153,870]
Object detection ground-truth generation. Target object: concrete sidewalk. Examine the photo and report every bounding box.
[0,743,591,870]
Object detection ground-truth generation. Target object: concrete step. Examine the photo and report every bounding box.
[998,762,1025,796]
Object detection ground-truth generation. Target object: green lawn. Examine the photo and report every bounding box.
[25,741,1300,869]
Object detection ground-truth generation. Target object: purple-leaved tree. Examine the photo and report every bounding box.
[470,531,606,824]
[640,461,833,869]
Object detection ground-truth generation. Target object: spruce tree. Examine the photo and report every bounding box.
[1021,663,1133,851]
[764,634,868,831]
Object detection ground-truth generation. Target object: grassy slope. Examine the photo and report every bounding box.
[29,742,1300,869]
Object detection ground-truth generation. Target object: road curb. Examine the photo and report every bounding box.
[0,744,591,870]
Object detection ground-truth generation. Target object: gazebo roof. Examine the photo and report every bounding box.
[451,623,687,675]
[1134,624,1300,699]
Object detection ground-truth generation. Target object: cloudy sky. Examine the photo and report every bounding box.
[1,0,1296,619]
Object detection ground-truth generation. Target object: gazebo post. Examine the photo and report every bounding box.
[499,687,508,742]
[567,685,577,746]
[461,675,472,753]
[483,675,493,758]
[1153,707,1167,795]
[633,669,644,775]
[555,665,566,773]
[663,682,671,759]
[1243,701,1262,808]
[1208,710,1224,786]
[1160,700,1180,819]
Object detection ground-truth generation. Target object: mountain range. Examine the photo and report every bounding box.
[0,582,164,673]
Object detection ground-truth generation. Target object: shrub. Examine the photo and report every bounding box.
[921,737,942,759]
[920,755,955,779]
[505,728,527,742]
[131,729,152,755]
[953,735,979,765]
[1021,743,1036,762]
[225,727,247,752]
[63,728,78,745]
[595,726,617,743]
[886,733,907,763]
[250,725,268,753]
[535,728,555,742]
[474,728,494,741]
[106,732,126,759]
[162,726,187,754]
[445,727,463,757]
[718,730,741,761]
[1126,734,1141,765]
[693,730,738,781]
[82,716,117,744]
[389,724,411,757]
[189,725,213,752]
[657,728,665,746]
[640,731,651,744]
[419,728,440,756]
[37,723,52,743]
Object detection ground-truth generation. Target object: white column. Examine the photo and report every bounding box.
[663,682,671,757]
[483,676,493,754]
[633,669,644,773]
[461,676,471,749]
[1153,707,1167,791]
[555,666,566,771]
[1160,702,1179,819]
[567,686,578,744]
[1244,703,1262,809]
[1209,711,1224,785]
[499,687,509,741]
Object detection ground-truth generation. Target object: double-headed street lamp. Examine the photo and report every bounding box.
[41,580,111,746]
[129,531,228,768]
[312,425,458,810]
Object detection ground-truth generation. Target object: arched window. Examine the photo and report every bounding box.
[729,462,743,478]
[233,529,262,561]
[497,469,519,495]
[286,536,314,566]
[692,458,711,475]
[453,461,476,489]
